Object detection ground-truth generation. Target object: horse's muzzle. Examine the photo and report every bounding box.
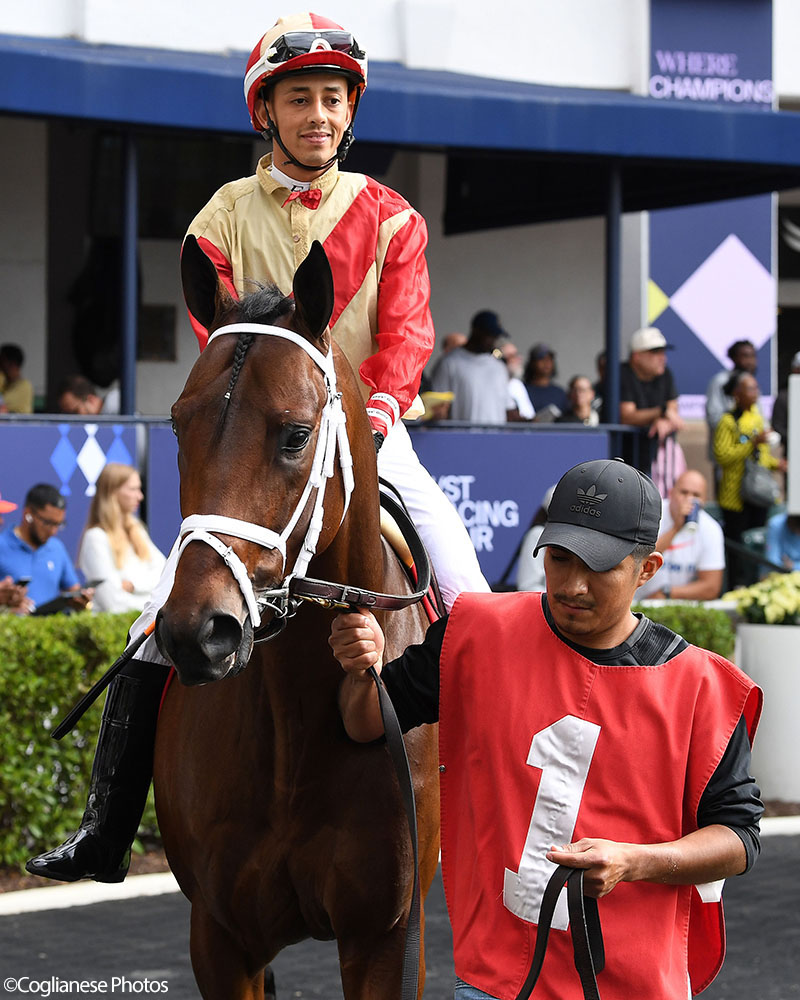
[155,607,254,685]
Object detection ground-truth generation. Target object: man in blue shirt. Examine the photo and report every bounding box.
[0,483,90,613]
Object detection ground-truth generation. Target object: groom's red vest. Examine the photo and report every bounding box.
[438,592,761,1000]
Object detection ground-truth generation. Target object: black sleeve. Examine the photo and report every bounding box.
[618,364,636,403]
[697,715,763,873]
[664,367,678,402]
[379,614,447,732]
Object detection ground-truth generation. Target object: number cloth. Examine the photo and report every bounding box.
[437,592,761,1000]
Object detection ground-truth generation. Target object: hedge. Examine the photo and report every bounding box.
[0,603,736,872]
[0,610,160,871]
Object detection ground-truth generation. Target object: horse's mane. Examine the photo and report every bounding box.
[218,282,295,425]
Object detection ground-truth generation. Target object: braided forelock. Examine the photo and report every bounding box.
[219,282,295,419]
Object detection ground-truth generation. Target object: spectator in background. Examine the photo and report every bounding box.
[431,310,513,424]
[515,484,556,592]
[770,349,800,455]
[0,490,33,613]
[765,510,800,572]
[706,340,758,446]
[592,350,607,421]
[419,331,467,419]
[636,469,725,601]
[78,464,166,613]
[0,344,34,414]
[0,484,92,614]
[57,375,120,416]
[705,340,759,493]
[619,326,685,497]
[500,341,535,420]
[714,371,785,589]
[523,343,569,418]
[557,375,599,426]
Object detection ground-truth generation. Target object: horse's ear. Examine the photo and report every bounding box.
[181,235,235,331]
[292,241,334,344]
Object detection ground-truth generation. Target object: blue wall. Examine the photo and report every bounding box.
[1,421,616,586]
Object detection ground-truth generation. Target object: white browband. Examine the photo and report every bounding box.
[177,323,355,628]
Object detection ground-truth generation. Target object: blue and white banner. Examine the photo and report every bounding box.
[648,0,775,417]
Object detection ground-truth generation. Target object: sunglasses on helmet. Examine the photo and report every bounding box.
[266,31,365,64]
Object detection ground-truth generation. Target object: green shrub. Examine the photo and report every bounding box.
[633,603,736,660]
[0,611,161,871]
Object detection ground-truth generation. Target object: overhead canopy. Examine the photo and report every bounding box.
[4,32,800,229]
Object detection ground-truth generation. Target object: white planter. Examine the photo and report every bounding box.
[736,623,800,803]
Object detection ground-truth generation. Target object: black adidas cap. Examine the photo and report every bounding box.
[534,458,661,572]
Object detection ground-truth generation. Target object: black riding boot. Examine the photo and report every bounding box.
[26,660,171,884]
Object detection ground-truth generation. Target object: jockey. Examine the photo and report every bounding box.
[26,11,488,886]
[188,12,489,611]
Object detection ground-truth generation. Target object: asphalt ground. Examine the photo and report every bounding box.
[1,830,798,999]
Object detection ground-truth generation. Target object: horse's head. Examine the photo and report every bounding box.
[156,236,357,685]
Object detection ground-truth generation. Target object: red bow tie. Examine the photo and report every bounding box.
[283,188,322,210]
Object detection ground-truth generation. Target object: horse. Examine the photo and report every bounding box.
[152,236,440,1000]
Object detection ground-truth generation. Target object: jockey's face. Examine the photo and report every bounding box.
[260,74,354,181]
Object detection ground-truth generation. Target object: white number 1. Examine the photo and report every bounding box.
[503,715,601,930]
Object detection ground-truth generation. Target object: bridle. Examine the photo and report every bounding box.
[176,322,430,641]
[176,322,354,636]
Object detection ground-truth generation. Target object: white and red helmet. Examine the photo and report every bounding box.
[244,13,368,133]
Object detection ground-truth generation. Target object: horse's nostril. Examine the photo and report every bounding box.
[198,614,242,661]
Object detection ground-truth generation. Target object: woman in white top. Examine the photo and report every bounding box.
[78,463,166,613]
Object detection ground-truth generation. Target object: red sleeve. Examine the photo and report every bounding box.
[183,236,239,352]
[358,208,435,419]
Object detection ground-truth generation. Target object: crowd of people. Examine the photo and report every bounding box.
[0,465,164,617]
[428,318,794,593]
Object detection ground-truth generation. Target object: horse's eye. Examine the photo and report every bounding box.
[283,427,311,453]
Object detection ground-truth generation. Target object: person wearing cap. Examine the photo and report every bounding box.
[523,343,569,417]
[330,457,762,1000]
[180,12,487,614]
[431,310,516,424]
[620,326,685,496]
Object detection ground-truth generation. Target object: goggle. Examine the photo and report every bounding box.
[265,31,365,65]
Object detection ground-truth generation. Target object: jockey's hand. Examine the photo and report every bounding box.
[546,838,635,898]
[329,609,385,679]
[372,430,385,454]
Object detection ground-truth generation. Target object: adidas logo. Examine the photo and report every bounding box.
[576,485,607,504]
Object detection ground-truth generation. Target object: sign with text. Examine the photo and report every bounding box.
[648,0,774,404]
[145,425,613,586]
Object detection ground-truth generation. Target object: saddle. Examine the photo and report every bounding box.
[378,479,445,622]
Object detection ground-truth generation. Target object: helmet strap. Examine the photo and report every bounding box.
[260,94,358,172]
